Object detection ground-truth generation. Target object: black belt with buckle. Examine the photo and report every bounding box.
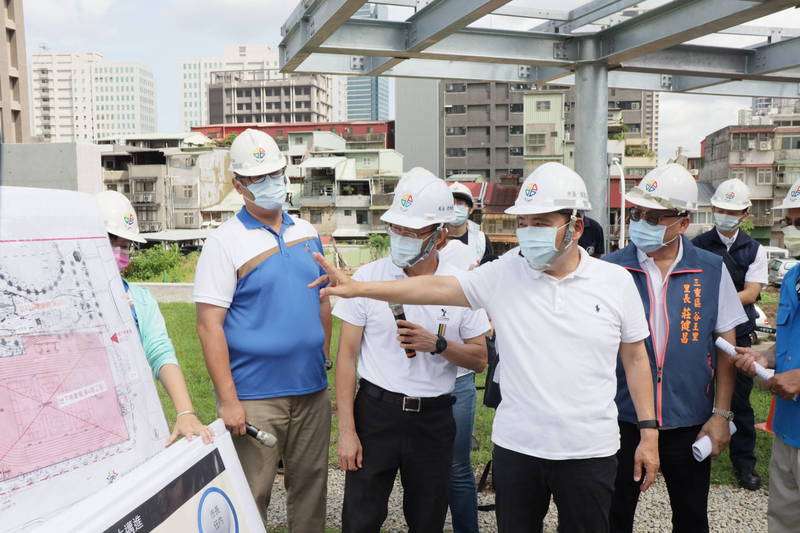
[359,379,455,413]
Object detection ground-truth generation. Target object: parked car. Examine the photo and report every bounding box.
[764,246,790,261]
[751,304,770,344]
[769,258,800,286]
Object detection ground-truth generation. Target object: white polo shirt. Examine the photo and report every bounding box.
[455,247,650,460]
[716,229,769,284]
[440,239,481,379]
[333,257,490,397]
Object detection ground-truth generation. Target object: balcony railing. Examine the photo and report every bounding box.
[132,193,156,204]
[370,193,393,207]
[139,222,163,233]
[335,195,370,208]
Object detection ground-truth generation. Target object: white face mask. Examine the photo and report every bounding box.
[388,227,440,268]
[450,205,469,226]
[783,225,800,257]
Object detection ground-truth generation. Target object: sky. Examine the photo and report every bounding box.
[22,1,800,163]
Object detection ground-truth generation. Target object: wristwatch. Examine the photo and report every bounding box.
[712,407,734,422]
[432,335,448,354]
[637,419,659,430]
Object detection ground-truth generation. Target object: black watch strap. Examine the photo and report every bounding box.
[637,419,659,430]
[433,335,448,354]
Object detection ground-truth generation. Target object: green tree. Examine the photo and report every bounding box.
[740,218,755,235]
[126,245,182,282]
[220,132,237,147]
[366,233,390,260]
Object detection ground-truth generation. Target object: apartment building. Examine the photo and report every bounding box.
[441,82,659,182]
[207,70,337,125]
[30,52,156,143]
[0,0,30,142]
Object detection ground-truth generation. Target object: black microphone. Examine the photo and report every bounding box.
[388,302,416,358]
[245,423,277,447]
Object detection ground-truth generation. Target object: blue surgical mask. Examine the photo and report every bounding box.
[629,218,681,253]
[389,228,438,268]
[516,223,572,271]
[451,205,469,226]
[243,175,286,211]
[714,212,742,233]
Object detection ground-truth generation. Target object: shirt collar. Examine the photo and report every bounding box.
[637,237,684,270]
[522,245,593,281]
[236,206,294,231]
[716,228,738,248]
[387,253,449,280]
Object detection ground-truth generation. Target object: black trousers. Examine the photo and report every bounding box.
[493,444,618,533]
[341,388,455,533]
[610,422,711,533]
[729,334,757,473]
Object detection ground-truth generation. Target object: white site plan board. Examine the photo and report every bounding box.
[0,186,169,532]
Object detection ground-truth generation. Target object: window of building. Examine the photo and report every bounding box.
[550,131,558,137]
[445,104,466,114]
[344,210,352,217]
[183,185,193,198]
[445,83,466,92]
[781,136,800,150]
[106,184,117,191]
[731,168,746,180]
[446,148,466,157]
[356,210,368,225]
[527,133,546,146]
[310,209,322,224]
[446,126,466,136]
[757,167,773,185]
[510,103,523,113]
[183,212,194,225]
[509,125,523,135]
[536,101,551,112]
[509,147,523,156]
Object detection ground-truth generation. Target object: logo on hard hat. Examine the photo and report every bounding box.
[791,184,800,199]
[400,194,414,209]
[252,147,266,160]
[724,192,735,200]
[644,180,658,193]
[123,213,135,227]
[524,183,538,199]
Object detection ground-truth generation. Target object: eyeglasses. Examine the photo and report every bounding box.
[387,224,439,240]
[241,169,284,185]
[628,207,686,226]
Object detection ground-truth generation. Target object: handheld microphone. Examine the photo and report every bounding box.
[245,423,277,447]
[388,302,416,358]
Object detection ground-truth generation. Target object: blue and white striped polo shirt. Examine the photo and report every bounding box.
[193,208,328,399]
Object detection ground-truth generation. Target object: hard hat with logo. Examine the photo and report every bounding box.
[96,190,147,243]
[505,162,592,215]
[229,128,285,177]
[626,163,698,211]
[380,167,454,229]
[710,178,752,210]
[449,182,474,207]
[774,177,800,210]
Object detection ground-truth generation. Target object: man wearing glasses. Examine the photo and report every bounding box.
[605,164,747,533]
[332,167,489,532]
[193,129,332,530]
[730,178,800,533]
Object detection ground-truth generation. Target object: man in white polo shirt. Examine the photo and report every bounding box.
[193,129,331,531]
[312,163,660,532]
[333,168,489,532]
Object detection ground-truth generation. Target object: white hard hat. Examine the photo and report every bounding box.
[449,182,474,206]
[505,162,592,215]
[229,128,285,177]
[626,163,698,212]
[380,167,454,229]
[710,178,752,210]
[774,177,800,210]
[96,190,147,243]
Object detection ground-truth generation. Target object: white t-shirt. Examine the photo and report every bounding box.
[440,240,480,378]
[715,229,769,284]
[636,239,748,352]
[333,258,490,397]
[455,247,650,460]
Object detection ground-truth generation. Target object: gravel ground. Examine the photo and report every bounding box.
[264,468,769,532]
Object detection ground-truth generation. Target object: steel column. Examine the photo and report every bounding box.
[574,38,609,246]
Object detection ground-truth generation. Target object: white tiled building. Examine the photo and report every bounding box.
[30,52,156,143]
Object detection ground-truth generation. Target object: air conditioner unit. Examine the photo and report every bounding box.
[759,141,771,151]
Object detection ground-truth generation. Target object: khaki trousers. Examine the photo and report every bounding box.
[232,389,331,532]
[768,436,800,533]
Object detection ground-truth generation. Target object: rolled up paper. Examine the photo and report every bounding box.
[715,337,797,400]
[692,420,737,462]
